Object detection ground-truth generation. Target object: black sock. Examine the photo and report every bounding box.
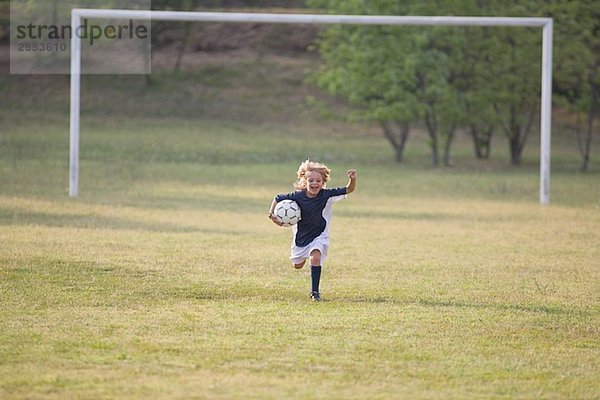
[311,266,322,293]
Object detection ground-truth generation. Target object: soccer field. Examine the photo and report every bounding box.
[1,110,598,399]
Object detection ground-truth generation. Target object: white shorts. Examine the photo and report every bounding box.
[290,235,329,265]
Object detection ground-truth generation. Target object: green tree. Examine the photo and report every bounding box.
[453,26,501,160]
[0,0,11,42]
[314,1,465,166]
[313,0,545,166]
[315,22,420,163]
[419,0,542,166]
[493,27,541,165]
[549,0,599,172]
[412,26,466,166]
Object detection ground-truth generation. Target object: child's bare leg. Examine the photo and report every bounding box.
[309,249,322,267]
[293,260,306,269]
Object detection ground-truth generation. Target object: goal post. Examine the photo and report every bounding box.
[69,10,553,204]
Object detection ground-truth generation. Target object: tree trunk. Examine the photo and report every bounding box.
[145,48,154,86]
[443,125,456,167]
[380,121,410,162]
[395,121,410,162]
[508,105,521,165]
[174,22,192,72]
[173,0,196,72]
[580,78,597,172]
[483,127,493,159]
[470,125,494,159]
[471,126,483,159]
[424,110,440,167]
[505,105,536,166]
[510,136,522,165]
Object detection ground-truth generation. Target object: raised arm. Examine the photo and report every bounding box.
[346,169,357,194]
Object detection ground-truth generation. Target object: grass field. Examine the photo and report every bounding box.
[1,63,599,399]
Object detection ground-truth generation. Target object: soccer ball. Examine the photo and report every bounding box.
[274,200,301,227]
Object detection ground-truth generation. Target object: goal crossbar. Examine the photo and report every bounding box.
[69,10,553,204]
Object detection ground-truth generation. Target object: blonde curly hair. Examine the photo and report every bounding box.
[294,159,331,190]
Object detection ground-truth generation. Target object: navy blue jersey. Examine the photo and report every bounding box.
[275,187,347,247]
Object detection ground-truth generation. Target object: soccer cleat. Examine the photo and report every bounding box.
[310,291,321,302]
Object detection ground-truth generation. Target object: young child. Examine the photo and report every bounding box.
[268,159,357,302]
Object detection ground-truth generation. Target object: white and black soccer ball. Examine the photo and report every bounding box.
[274,200,301,227]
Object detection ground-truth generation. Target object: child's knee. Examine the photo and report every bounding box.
[293,260,305,269]
[309,250,322,266]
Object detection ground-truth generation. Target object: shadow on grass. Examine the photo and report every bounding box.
[337,295,591,316]
[181,283,298,302]
[167,283,591,317]
[0,207,238,235]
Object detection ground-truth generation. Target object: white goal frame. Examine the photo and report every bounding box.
[69,10,553,204]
